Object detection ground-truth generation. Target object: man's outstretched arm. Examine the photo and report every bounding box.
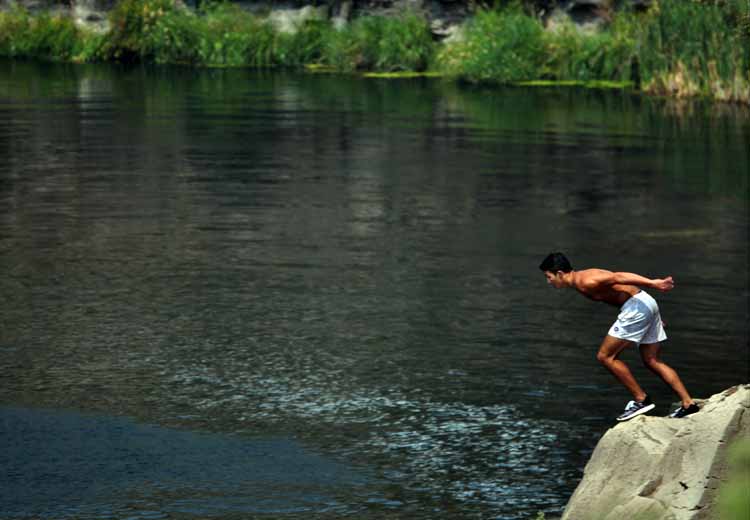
[611,271,674,292]
[581,269,675,292]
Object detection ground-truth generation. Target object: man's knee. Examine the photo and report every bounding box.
[641,351,663,371]
[596,350,612,365]
[639,343,662,369]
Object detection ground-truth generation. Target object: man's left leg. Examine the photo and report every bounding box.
[639,342,696,409]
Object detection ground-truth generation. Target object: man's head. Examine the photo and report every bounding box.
[539,252,572,288]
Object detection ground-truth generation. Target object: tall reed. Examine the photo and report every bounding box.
[436,1,749,102]
[633,0,750,102]
[543,19,636,83]
[324,12,434,72]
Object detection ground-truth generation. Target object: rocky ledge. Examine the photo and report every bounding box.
[562,385,749,520]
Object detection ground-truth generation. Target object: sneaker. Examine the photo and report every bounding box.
[616,395,655,421]
[669,403,700,418]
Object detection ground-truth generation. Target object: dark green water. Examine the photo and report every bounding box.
[0,59,748,520]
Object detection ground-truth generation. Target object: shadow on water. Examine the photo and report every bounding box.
[0,58,747,519]
[0,407,376,519]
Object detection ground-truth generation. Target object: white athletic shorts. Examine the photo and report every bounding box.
[607,290,667,345]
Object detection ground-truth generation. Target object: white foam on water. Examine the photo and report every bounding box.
[160,347,578,517]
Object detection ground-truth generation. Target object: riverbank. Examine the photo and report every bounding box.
[1,0,748,103]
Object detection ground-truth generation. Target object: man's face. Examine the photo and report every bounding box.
[544,270,565,288]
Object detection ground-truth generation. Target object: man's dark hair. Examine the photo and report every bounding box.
[539,252,572,273]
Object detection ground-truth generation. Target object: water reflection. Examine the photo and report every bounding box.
[0,59,747,519]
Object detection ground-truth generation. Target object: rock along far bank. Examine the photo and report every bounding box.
[561,384,749,520]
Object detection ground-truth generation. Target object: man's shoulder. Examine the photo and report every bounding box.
[576,268,611,279]
[574,269,613,288]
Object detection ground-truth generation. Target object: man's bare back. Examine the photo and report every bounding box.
[544,267,675,307]
[570,268,673,306]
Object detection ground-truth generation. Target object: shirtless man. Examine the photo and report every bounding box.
[539,252,699,421]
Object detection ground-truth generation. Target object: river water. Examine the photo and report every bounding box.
[0,59,747,520]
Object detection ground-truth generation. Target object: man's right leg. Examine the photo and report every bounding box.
[596,335,647,401]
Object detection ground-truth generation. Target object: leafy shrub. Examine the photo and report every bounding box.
[720,439,750,520]
[437,7,546,83]
[0,6,80,61]
[101,0,320,67]
[101,0,199,63]
[276,19,331,66]
[197,7,266,66]
[543,20,636,82]
[325,13,434,72]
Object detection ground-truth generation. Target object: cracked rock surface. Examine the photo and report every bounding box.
[561,385,749,520]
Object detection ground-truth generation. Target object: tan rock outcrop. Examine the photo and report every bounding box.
[562,385,749,520]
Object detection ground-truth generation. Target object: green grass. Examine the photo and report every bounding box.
[435,6,638,85]
[362,71,443,78]
[515,79,632,88]
[102,0,198,63]
[1,0,747,102]
[323,12,434,72]
[632,0,750,102]
[276,19,331,66]
[437,7,546,83]
[17,1,433,71]
[434,1,749,102]
[98,1,433,71]
[543,17,637,83]
[720,439,750,520]
[0,6,85,61]
[99,0,278,66]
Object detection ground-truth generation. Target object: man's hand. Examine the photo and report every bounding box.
[652,276,674,292]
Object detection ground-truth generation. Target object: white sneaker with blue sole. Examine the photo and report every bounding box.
[616,395,655,421]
